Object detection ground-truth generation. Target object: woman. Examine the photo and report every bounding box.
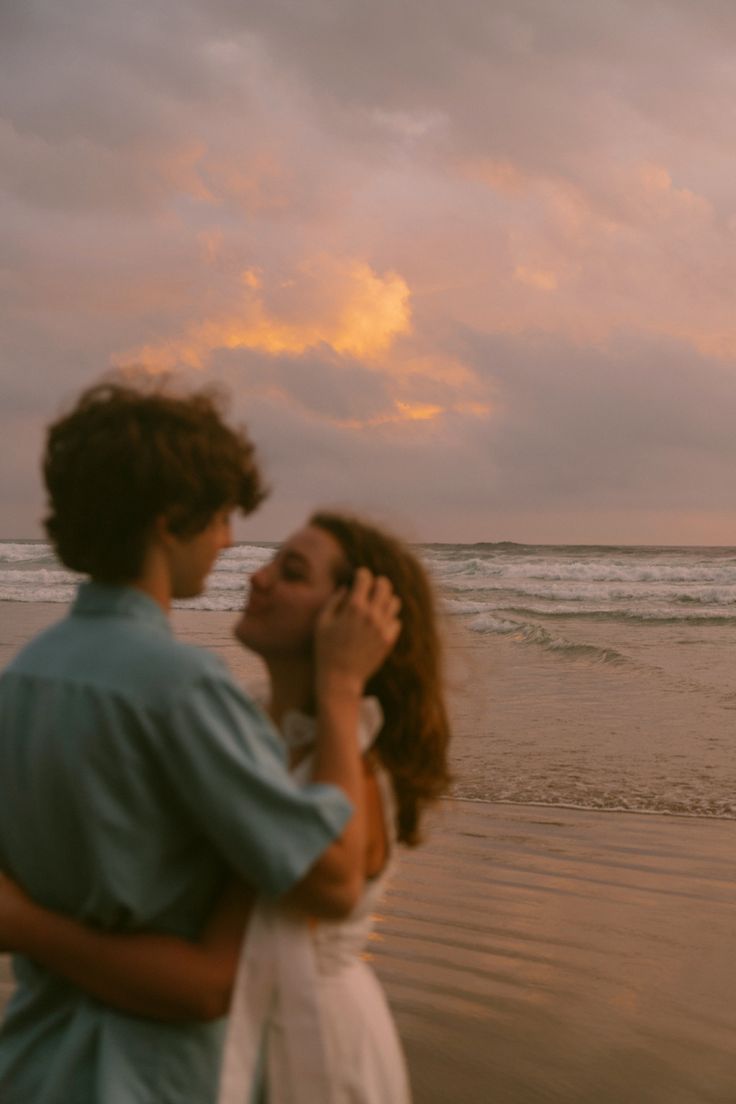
[0,511,451,1103]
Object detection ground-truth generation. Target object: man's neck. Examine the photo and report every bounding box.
[131,545,173,612]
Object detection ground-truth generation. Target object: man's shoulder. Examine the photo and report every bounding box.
[3,610,239,706]
[3,616,70,674]
[122,624,229,681]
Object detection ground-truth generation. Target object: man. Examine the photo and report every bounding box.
[0,380,399,1103]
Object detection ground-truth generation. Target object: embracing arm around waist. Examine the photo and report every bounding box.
[0,877,253,1021]
[0,765,388,1021]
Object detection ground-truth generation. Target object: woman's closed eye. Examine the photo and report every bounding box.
[277,552,312,583]
[281,565,308,582]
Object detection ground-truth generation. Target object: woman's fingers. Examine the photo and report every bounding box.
[367,578,402,646]
[315,568,402,692]
[371,576,402,620]
[347,570,399,614]
[347,566,373,603]
[346,571,401,642]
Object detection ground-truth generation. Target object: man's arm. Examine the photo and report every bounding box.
[0,876,252,1021]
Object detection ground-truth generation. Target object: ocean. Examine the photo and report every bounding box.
[3,539,736,820]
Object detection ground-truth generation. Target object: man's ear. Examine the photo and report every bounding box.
[151,513,176,547]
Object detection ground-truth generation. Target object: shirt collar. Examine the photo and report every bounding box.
[72,580,171,633]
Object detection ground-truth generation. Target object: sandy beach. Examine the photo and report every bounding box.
[372,800,736,1103]
[2,600,736,1101]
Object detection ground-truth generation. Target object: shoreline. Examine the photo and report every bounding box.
[450,793,736,824]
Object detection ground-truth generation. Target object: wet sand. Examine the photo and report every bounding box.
[372,800,736,1103]
[2,800,736,1102]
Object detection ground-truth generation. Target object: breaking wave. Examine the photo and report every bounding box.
[4,540,736,647]
[466,613,628,664]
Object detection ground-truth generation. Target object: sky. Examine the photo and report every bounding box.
[3,0,736,544]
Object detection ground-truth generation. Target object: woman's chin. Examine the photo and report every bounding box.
[233,614,252,645]
[235,619,271,659]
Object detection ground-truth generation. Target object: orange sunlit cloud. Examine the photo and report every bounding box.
[395,401,443,420]
[334,397,493,431]
[461,157,528,197]
[514,265,559,291]
[113,258,412,372]
[454,401,493,417]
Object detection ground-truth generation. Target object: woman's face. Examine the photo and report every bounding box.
[235,524,345,658]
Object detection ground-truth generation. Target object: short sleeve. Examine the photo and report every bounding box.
[158,676,353,896]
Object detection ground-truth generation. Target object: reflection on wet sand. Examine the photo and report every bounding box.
[371,800,736,1104]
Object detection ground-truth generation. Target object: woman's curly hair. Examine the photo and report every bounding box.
[310,511,452,846]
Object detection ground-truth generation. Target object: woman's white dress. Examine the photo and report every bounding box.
[217,699,411,1104]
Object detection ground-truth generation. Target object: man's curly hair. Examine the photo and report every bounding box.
[44,380,267,582]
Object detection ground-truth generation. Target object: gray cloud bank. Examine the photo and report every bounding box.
[2,1,736,543]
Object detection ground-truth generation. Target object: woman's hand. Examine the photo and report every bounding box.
[0,872,38,952]
[314,568,401,700]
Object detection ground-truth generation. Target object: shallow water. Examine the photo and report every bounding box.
[447,619,736,817]
[4,537,736,819]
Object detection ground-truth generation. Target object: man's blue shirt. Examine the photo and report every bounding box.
[0,583,352,1104]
